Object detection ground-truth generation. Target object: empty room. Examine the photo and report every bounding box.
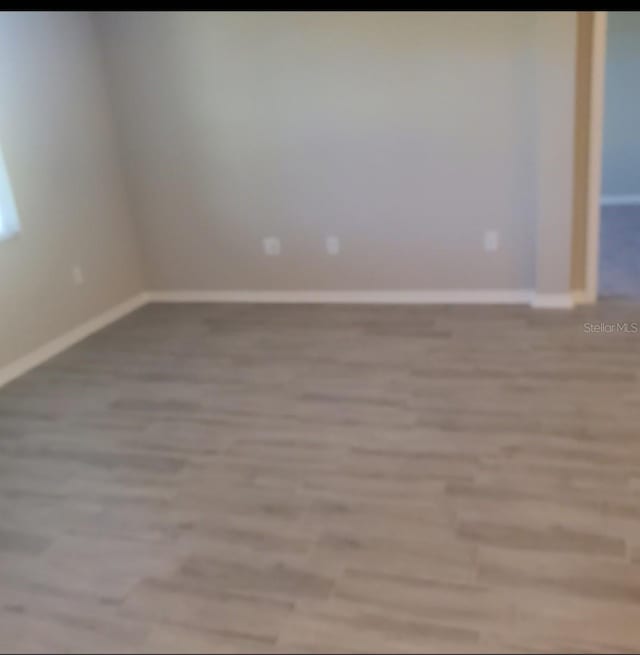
[0,10,639,654]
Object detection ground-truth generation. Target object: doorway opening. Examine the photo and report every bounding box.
[598,12,640,299]
[583,12,640,302]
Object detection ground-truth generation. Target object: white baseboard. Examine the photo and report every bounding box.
[148,289,535,306]
[0,287,581,389]
[530,293,575,309]
[0,292,149,389]
[600,195,640,207]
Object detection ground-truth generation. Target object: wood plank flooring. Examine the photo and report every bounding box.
[0,301,640,653]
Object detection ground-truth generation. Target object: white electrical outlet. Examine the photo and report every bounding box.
[72,266,84,286]
[326,235,340,256]
[484,230,499,252]
[262,237,281,256]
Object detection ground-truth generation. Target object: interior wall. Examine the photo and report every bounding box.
[95,11,541,292]
[571,11,594,292]
[0,12,144,370]
[533,11,578,299]
[602,11,640,198]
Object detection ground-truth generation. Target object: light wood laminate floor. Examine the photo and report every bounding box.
[1,301,640,653]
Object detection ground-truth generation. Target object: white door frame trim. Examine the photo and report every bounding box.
[584,11,608,303]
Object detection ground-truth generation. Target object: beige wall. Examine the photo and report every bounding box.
[0,12,144,369]
[602,11,640,197]
[533,12,578,298]
[571,12,593,292]
[96,11,545,292]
